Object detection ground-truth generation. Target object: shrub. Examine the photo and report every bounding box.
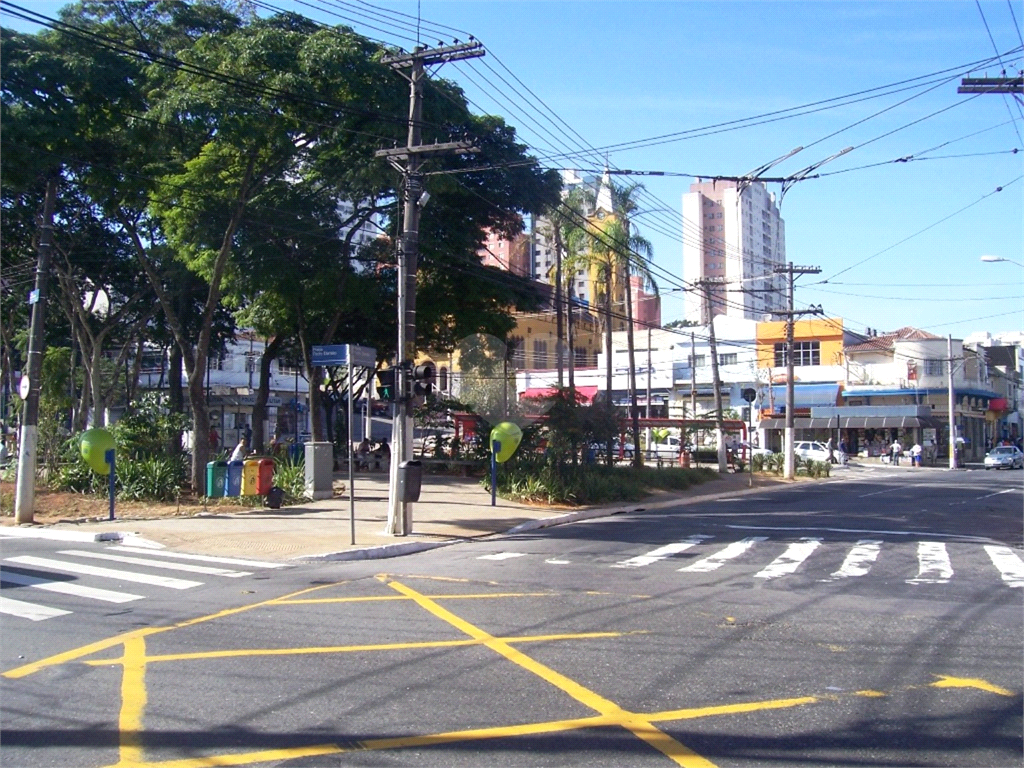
[270,455,306,502]
[115,455,187,502]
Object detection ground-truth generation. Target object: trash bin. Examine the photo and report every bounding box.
[206,460,228,498]
[226,460,244,497]
[679,450,691,469]
[242,459,261,496]
[265,485,285,509]
[397,460,422,503]
[256,458,275,495]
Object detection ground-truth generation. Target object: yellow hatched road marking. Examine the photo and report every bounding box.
[382,576,715,767]
[279,590,556,604]
[84,630,636,665]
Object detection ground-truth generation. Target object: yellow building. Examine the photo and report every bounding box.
[756,317,847,372]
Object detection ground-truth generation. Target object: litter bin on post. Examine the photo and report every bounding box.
[226,460,244,497]
[397,460,423,503]
[241,459,261,496]
[206,460,228,498]
[679,450,691,469]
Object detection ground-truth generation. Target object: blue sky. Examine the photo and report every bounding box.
[6,1,1022,341]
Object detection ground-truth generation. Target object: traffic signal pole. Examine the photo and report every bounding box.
[376,42,483,535]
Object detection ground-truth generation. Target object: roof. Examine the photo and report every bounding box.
[846,327,942,353]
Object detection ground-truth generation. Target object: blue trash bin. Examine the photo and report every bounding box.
[226,460,244,497]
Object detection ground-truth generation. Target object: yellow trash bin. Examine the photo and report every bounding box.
[242,458,261,496]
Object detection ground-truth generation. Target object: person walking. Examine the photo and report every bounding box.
[910,442,922,467]
[890,438,902,467]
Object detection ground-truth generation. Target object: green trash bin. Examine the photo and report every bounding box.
[206,460,228,498]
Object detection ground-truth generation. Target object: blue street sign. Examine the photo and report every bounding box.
[311,345,347,366]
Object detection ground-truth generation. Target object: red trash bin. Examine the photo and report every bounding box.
[256,458,275,495]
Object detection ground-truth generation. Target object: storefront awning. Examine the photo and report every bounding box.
[759,415,941,430]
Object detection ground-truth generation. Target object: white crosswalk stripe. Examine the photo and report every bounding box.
[0,568,144,603]
[821,540,882,581]
[57,550,251,577]
[983,545,1024,588]
[477,552,527,561]
[1,546,286,623]
[0,595,71,621]
[754,538,822,580]
[678,537,768,573]
[906,542,954,584]
[613,536,712,568]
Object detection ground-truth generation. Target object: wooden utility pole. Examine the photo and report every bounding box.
[376,42,483,535]
[697,279,728,473]
[14,176,58,524]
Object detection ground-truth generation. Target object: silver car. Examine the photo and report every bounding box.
[983,445,1024,470]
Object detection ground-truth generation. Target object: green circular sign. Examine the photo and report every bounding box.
[80,428,115,475]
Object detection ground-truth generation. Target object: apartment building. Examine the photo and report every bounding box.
[682,179,787,323]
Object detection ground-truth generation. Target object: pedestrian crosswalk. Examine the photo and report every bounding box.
[477,536,1024,589]
[0,547,290,622]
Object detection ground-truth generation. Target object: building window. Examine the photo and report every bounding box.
[689,354,705,368]
[774,342,820,367]
[924,358,947,376]
[532,340,548,369]
[718,353,737,366]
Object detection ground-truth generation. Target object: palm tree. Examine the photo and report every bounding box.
[588,177,657,467]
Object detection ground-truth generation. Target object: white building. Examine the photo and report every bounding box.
[682,180,787,323]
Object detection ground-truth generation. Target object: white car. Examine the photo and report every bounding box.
[984,445,1024,470]
[793,440,846,464]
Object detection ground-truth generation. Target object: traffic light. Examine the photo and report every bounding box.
[375,369,396,401]
[411,363,435,397]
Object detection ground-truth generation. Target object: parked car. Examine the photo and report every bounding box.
[644,435,683,460]
[793,440,846,465]
[983,445,1024,470]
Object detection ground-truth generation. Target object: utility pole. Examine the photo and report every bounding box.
[697,279,728,473]
[772,263,822,480]
[947,334,957,470]
[376,41,483,535]
[15,176,58,524]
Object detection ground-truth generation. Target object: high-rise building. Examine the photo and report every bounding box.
[682,180,787,323]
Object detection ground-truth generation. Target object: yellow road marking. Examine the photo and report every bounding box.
[113,636,148,768]
[646,696,819,722]
[3,581,350,679]
[931,675,1015,696]
[279,591,555,605]
[85,631,636,665]
[382,576,713,767]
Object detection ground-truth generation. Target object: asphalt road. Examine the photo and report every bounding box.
[2,468,1021,768]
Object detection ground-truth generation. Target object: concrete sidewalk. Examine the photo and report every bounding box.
[22,470,779,563]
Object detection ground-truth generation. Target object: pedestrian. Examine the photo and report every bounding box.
[244,422,252,446]
[209,426,219,450]
[826,437,836,465]
[890,438,902,466]
[356,438,371,471]
[229,437,248,463]
[910,442,922,467]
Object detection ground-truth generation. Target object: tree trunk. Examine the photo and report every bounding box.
[553,226,564,388]
[168,346,184,413]
[252,336,283,454]
[604,262,614,467]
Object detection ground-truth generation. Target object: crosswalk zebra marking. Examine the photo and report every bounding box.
[5,556,203,590]
[822,540,882,581]
[983,545,1024,588]
[678,537,768,573]
[754,538,823,580]
[0,568,144,603]
[0,595,71,621]
[613,536,712,568]
[906,542,954,584]
[109,546,290,569]
[57,550,251,578]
